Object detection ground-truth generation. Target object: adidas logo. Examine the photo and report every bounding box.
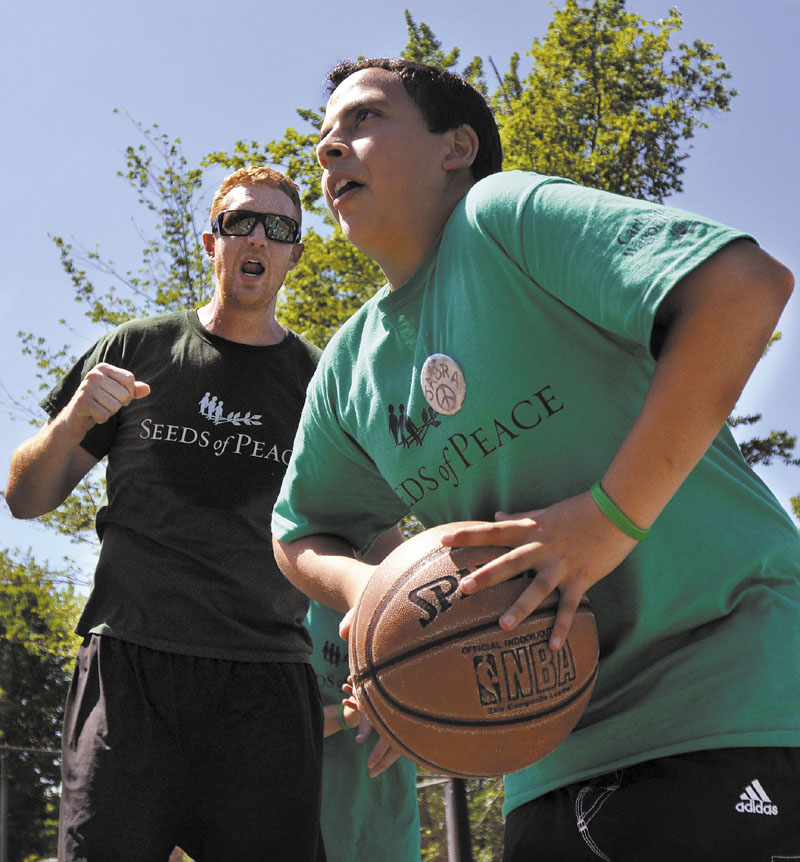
[735,779,779,816]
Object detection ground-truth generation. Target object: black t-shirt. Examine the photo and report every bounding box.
[43,310,321,661]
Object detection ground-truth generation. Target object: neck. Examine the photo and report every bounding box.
[196,296,286,346]
[382,178,473,289]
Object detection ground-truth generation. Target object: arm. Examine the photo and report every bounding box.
[443,239,795,648]
[322,700,360,738]
[279,524,407,773]
[5,363,150,519]
[275,521,405,616]
[321,684,402,776]
[273,533,376,614]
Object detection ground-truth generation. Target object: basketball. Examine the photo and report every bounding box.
[349,522,599,777]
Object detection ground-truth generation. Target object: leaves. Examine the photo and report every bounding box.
[0,549,83,860]
[279,227,385,348]
[495,0,736,202]
[3,2,795,549]
[737,429,800,469]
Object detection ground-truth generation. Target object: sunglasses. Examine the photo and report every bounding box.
[212,209,300,244]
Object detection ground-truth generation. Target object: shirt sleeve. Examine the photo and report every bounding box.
[272,356,410,554]
[468,172,753,351]
[40,331,123,461]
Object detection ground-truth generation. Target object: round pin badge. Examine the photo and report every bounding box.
[420,353,466,416]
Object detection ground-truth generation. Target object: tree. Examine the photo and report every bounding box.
[726,333,800,510]
[494,0,736,202]
[0,549,82,861]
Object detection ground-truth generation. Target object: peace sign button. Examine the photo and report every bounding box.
[420,353,466,416]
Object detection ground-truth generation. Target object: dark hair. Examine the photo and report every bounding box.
[326,59,503,181]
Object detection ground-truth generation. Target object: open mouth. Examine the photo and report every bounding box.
[241,260,265,276]
[334,179,363,198]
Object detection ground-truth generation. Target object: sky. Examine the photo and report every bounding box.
[1,0,799,580]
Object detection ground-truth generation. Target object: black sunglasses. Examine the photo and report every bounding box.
[212,209,300,244]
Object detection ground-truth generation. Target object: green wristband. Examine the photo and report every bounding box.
[337,701,349,732]
[590,481,650,542]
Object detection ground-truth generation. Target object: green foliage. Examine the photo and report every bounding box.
[727,333,799,514]
[279,228,385,347]
[113,115,211,314]
[1,3,797,854]
[495,0,736,202]
[19,114,214,405]
[401,11,487,94]
[417,774,505,860]
[203,114,326,218]
[418,774,447,860]
[728,415,800,469]
[402,11,461,69]
[0,549,82,862]
[33,480,103,546]
[466,777,506,861]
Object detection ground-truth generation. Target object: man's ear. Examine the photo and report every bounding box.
[443,124,479,173]
[288,242,305,269]
[202,232,215,259]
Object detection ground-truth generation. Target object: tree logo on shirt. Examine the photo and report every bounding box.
[387,403,441,448]
[199,391,263,427]
[617,211,702,258]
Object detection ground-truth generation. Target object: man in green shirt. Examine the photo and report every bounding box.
[272,60,799,860]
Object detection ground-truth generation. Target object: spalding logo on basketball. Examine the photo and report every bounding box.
[349,522,599,777]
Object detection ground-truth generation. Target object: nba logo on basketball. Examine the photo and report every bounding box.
[472,639,578,712]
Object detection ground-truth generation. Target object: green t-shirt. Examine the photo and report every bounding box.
[44,310,321,662]
[273,172,800,812]
[306,601,421,862]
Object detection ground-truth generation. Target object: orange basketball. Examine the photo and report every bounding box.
[349,522,599,777]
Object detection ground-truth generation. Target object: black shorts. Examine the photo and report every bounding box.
[503,746,800,862]
[59,635,325,862]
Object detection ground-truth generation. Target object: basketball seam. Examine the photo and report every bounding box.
[359,544,561,676]
[356,599,591,681]
[361,544,492,674]
[364,660,599,729]
[357,682,489,778]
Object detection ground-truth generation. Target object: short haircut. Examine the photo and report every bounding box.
[209,166,302,228]
[326,59,503,181]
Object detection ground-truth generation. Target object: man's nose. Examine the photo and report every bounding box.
[317,136,348,169]
[248,220,270,244]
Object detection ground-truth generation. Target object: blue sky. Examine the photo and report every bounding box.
[1,0,798,576]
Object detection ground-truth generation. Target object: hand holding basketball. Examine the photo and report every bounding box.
[349,522,599,777]
[442,494,635,651]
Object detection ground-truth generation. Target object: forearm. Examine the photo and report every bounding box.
[6,362,151,519]
[322,701,360,738]
[5,414,97,519]
[601,240,794,529]
[273,533,375,613]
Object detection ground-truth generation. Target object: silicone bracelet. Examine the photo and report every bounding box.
[337,701,349,731]
[590,481,650,542]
